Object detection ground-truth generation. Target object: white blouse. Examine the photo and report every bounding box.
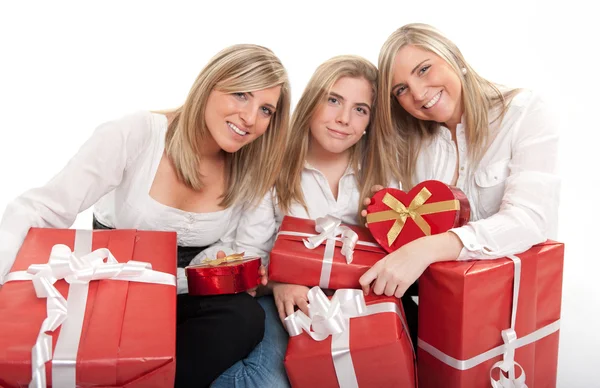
[227,163,399,266]
[417,90,560,260]
[0,111,240,291]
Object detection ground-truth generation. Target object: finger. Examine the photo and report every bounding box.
[384,282,397,297]
[296,298,309,316]
[359,261,383,295]
[216,250,226,259]
[284,300,296,318]
[372,276,387,296]
[247,289,256,297]
[361,209,367,218]
[275,298,286,323]
[260,274,268,286]
[371,185,384,194]
[363,197,372,206]
[259,265,266,275]
[394,286,406,299]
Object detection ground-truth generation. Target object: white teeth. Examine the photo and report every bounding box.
[423,92,441,109]
[228,122,247,136]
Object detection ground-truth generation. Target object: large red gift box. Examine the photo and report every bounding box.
[0,228,177,387]
[269,215,386,289]
[185,255,261,295]
[284,289,416,387]
[417,241,564,387]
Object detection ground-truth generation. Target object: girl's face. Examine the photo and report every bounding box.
[309,76,372,155]
[391,44,463,130]
[204,85,281,153]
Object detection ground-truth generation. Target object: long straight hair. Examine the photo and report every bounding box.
[165,44,291,207]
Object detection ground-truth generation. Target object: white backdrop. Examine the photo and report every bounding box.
[0,1,597,386]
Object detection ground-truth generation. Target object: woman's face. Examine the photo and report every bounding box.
[204,85,281,153]
[391,44,463,129]
[309,76,372,155]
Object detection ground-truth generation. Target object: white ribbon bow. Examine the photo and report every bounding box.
[303,215,359,264]
[284,287,411,388]
[4,237,176,388]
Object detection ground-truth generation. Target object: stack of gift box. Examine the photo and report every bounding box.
[0,179,564,387]
[267,180,564,388]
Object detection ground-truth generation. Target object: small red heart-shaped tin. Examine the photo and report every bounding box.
[366,180,470,253]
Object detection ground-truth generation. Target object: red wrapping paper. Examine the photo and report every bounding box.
[366,180,470,253]
[284,294,416,387]
[417,241,564,387]
[0,228,177,387]
[269,216,386,289]
[186,256,261,295]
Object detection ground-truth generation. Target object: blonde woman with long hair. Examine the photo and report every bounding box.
[0,44,291,388]
[212,55,380,388]
[359,23,560,328]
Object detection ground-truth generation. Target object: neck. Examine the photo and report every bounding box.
[199,132,225,161]
[306,137,351,171]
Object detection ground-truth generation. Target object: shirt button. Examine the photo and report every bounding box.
[469,243,475,248]
[460,166,465,171]
[494,176,498,180]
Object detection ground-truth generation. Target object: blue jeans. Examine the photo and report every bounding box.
[211,295,291,388]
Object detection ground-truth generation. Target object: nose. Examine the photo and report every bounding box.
[335,106,351,126]
[239,104,257,128]
[410,81,429,103]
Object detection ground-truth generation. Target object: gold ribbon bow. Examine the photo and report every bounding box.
[366,188,460,246]
[201,252,245,267]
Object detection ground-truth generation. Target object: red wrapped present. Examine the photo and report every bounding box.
[284,287,416,388]
[366,180,470,253]
[0,228,177,388]
[417,241,563,387]
[185,254,261,295]
[270,215,386,289]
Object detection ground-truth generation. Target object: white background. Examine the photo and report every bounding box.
[0,1,597,386]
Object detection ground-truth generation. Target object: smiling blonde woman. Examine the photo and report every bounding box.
[359,24,560,342]
[0,44,291,388]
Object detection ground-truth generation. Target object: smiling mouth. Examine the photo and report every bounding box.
[423,91,442,109]
[327,128,350,137]
[227,122,248,136]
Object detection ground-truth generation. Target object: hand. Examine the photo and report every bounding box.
[359,233,463,298]
[361,185,384,227]
[272,282,310,323]
[246,265,268,297]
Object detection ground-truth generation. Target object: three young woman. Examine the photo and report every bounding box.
[0,23,559,388]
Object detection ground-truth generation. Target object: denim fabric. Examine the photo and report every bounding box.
[211,295,291,388]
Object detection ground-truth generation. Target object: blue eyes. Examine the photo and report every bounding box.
[233,92,274,117]
[394,65,431,96]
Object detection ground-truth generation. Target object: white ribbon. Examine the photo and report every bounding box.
[284,287,412,388]
[417,254,560,387]
[278,215,374,288]
[4,230,176,388]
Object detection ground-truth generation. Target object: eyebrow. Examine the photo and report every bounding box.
[330,92,371,110]
[391,59,431,93]
[248,91,277,111]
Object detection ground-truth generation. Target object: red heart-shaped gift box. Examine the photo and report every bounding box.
[366,180,470,253]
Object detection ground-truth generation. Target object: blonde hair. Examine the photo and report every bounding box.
[276,55,378,217]
[165,44,291,207]
[368,23,520,191]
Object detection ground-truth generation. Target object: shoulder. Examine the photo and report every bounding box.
[94,110,166,154]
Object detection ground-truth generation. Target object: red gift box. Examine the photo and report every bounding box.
[185,254,261,295]
[0,228,177,387]
[284,288,416,388]
[417,241,563,387]
[366,180,470,253]
[270,215,386,289]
